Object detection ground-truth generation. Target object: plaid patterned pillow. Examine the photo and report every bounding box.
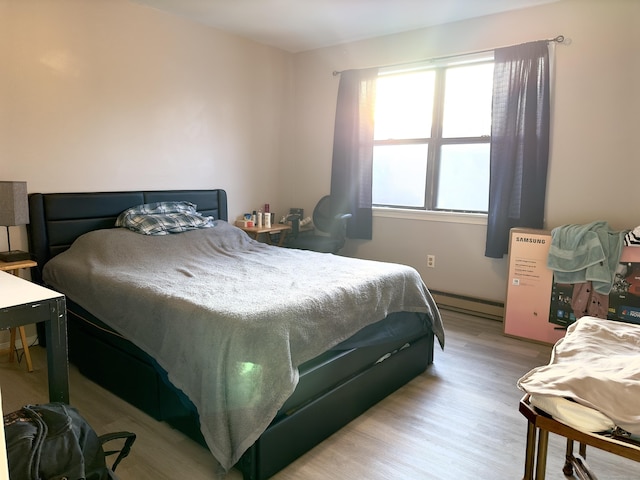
[115,201,215,235]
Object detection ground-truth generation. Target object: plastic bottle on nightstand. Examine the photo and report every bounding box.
[257,209,263,228]
[264,204,271,228]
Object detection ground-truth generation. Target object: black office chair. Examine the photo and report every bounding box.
[285,195,352,254]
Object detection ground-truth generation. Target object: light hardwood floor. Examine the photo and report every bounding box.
[1,311,639,479]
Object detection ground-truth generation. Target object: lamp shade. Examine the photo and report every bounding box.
[0,181,29,226]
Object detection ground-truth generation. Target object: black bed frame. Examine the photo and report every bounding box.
[27,189,436,480]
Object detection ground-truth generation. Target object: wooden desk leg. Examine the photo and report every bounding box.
[7,327,34,372]
[278,230,288,247]
[535,429,549,480]
[524,422,537,480]
[6,267,35,372]
[17,326,34,372]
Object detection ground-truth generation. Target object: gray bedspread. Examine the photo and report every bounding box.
[43,220,444,471]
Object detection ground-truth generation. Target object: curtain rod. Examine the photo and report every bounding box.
[332,35,566,76]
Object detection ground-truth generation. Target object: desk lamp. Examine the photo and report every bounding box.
[0,181,31,262]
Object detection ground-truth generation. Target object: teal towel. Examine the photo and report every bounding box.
[547,221,625,294]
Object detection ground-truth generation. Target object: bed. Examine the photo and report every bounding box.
[27,189,444,480]
[517,316,640,478]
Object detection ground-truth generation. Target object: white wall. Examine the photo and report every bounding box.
[2,0,639,307]
[286,0,640,302]
[0,0,291,247]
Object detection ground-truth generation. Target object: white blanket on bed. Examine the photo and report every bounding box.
[43,221,444,471]
[518,317,640,435]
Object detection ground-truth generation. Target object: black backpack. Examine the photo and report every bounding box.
[4,403,135,480]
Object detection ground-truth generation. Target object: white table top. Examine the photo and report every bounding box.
[0,271,63,309]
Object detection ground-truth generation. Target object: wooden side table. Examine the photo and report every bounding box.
[0,258,38,372]
[237,223,292,246]
[519,394,640,479]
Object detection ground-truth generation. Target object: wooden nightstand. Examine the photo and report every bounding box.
[0,258,38,372]
[237,223,292,246]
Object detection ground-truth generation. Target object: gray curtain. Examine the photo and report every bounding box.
[485,41,550,258]
[330,67,378,240]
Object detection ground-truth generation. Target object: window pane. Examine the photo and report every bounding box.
[374,71,435,140]
[442,63,494,138]
[372,144,428,207]
[436,144,489,212]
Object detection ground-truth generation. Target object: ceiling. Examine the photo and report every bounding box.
[130,0,560,53]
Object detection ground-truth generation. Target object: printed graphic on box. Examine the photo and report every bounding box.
[549,247,640,327]
[549,283,577,327]
[608,260,640,325]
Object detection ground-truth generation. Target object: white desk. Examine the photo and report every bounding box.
[0,271,69,403]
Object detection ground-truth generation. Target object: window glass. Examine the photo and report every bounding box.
[374,71,435,140]
[436,144,490,212]
[372,144,429,207]
[442,63,494,138]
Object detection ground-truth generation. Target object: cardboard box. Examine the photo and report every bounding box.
[506,229,640,343]
[504,228,564,344]
[235,219,254,228]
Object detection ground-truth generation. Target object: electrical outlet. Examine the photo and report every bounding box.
[427,254,435,268]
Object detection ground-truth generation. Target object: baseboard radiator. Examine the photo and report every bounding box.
[430,290,504,321]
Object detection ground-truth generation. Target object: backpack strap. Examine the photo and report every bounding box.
[99,431,137,472]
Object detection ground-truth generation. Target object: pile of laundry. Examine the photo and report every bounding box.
[547,221,639,319]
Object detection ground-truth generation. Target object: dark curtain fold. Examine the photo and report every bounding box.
[485,41,550,258]
[330,67,378,240]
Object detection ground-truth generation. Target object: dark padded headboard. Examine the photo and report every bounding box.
[28,189,228,284]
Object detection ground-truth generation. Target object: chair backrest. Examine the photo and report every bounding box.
[312,195,335,234]
[313,195,351,239]
[283,196,351,253]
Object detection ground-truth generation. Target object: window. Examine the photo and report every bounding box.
[372,57,494,214]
